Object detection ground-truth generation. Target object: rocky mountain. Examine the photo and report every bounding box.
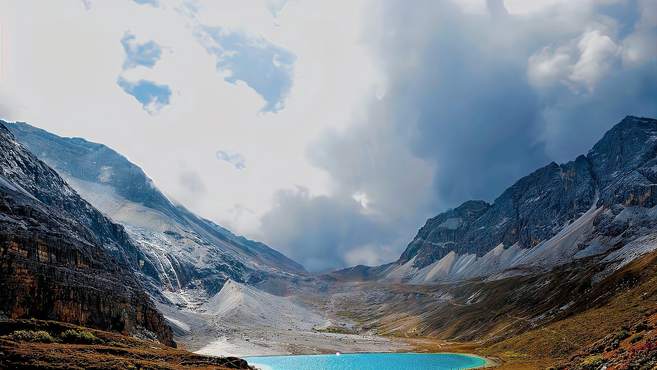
[6,115,657,368]
[334,116,657,284]
[318,117,657,368]
[0,122,174,345]
[5,121,305,307]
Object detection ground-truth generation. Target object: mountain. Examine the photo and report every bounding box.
[359,116,657,283]
[6,115,657,368]
[0,122,174,345]
[318,116,657,368]
[6,121,305,306]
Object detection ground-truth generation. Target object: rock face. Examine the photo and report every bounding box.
[386,116,657,281]
[0,122,174,346]
[6,121,305,306]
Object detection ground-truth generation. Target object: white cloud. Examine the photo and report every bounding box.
[352,192,370,211]
[0,0,653,271]
[0,0,382,241]
[528,46,573,88]
[622,0,657,66]
[528,29,621,92]
[344,244,395,267]
[570,30,621,91]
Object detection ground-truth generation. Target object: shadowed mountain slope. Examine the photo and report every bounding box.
[0,122,174,346]
[333,116,657,284]
[6,121,305,304]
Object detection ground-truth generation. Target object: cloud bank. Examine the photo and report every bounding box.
[258,0,657,271]
[1,0,654,272]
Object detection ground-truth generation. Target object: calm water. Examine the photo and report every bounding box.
[245,352,487,370]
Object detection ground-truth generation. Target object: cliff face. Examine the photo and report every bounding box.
[0,123,173,346]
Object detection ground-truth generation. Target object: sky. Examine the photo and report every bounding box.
[0,0,655,271]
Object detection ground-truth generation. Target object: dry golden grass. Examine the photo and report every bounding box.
[391,252,657,369]
[477,252,657,368]
[0,319,253,370]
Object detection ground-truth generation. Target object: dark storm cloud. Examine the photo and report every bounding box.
[369,0,657,204]
[259,0,657,271]
[260,115,436,271]
[371,0,548,204]
[260,188,396,272]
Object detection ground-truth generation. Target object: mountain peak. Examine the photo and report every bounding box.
[587,116,657,189]
[6,120,306,298]
[396,116,657,273]
[0,122,174,345]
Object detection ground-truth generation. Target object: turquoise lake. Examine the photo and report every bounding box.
[245,352,487,370]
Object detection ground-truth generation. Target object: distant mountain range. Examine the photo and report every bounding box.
[2,116,657,368]
[336,116,657,285]
[322,116,657,368]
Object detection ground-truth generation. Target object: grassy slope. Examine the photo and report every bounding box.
[0,320,253,370]
[372,252,657,369]
[478,251,657,368]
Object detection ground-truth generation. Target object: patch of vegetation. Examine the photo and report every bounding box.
[498,350,530,359]
[578,355,604,369]
[0,319,250,370]
[335,310,361,321]
[314,325,357,335]
[5,330,57,343]
[59,329,103,344]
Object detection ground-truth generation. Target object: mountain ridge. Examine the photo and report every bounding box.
[331,116,657,284]
[0,121,174,345]
[402,115,655,262]
[5,120,306,312]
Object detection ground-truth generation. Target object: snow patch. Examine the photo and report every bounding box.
[595,234,657,281]
[164,315,191,334]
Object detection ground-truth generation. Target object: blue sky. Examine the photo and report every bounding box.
[117,6,296,115]
[200,26,295,113]
[117,78,171,114]
[121,32,162,69]
[216,150,246,170]
[118,31,169,113]
[1,0,655,271]
[133,0,158,7]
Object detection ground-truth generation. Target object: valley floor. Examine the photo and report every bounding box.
[193,329,410,358]
[179,250,657,369]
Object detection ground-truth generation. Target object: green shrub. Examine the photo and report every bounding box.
[6,330,56,343]
[59,329,102,344]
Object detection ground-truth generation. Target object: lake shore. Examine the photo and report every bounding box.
[402,337,549,369]
[192,330,505,369]
[193,330,412,358]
